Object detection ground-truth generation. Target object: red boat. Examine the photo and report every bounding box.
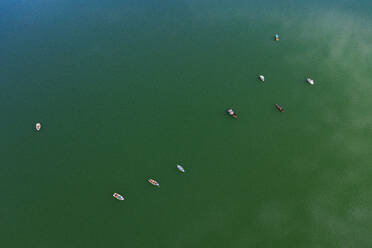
[275,104,284,112]
[148,178,160,187]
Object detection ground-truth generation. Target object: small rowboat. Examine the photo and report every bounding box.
[275,104,284,112]
[259,75,264,82]
[113,193,124,201]
[35,123,41,131]
[177,164,185,173]
[306,78,314,85]
[148,178,160,187]
[275,34,279,41]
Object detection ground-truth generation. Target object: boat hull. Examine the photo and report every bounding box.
[113,193,124,200]
[177,165,185,173]
[148,179,160,187]
[275,104,284,112]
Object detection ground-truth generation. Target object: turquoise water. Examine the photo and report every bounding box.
[1,1,372,247]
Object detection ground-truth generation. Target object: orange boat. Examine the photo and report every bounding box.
[148,178,160,187]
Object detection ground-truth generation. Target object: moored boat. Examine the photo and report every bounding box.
[35,123,41,131]
[259,75,265,82]
[113,193,124,200]
[148,178,160,187]
[306,78,314,85]
[177,164,185,173]
[275,104,284,112]
[275,34,279,41]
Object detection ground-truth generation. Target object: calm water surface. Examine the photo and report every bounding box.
[1,0,372,247]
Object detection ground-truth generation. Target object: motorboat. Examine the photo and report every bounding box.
[275,104,284,112]
[306,78,314,85]
[113,193,124,201]
[35,123,41,131]
[259,75,264,82]
[227,109,237,119]
[148,178,160,187]
[177,164,185,173]
[275,34,279,41]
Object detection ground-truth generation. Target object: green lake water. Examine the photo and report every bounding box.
[1,0,372,247]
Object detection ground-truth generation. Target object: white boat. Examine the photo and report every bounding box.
[113,193,124,201]
[35,123,41,131]
[259,75,264,82]
[307,78,314,85]
[148,178,160,187]
[227,109,237,119]
[177,164,185,173]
